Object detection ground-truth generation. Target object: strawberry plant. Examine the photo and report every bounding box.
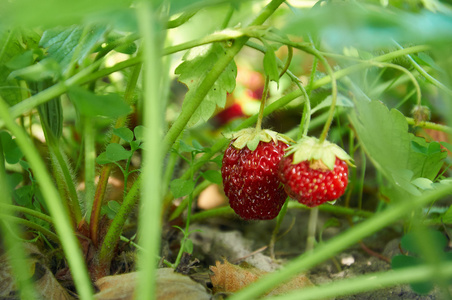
[1,0,452,299]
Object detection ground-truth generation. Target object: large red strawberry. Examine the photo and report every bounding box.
[278,136,353,207]
[221,128,293,220]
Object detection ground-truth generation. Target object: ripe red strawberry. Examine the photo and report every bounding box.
[221,129,292,220]
[278,136,353,207]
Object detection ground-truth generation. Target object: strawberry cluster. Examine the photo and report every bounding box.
[221,132,353,220]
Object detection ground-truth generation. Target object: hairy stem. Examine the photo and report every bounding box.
[255,76,270,131]
[90,63,141,246]
[0,95,94,299]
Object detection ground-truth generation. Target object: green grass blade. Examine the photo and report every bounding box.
[0,96,94,299]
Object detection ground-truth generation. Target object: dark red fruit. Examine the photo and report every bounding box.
[279,156,348,207]
[221,141,288,220]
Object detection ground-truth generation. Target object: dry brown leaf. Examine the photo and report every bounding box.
[95,272,136,300]
[210,259,314,296]
[0,243,73,300]
[95,269,210,300]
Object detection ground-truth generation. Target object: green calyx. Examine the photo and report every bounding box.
[285,136,354,170]
[226,128,294,151]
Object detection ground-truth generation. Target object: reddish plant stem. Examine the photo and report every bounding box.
[360,241,391,263]
[89,64,141,246]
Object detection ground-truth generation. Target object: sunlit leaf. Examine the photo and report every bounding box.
[0,28,40,105]
[175,43,237,126]
[310,93,354,115]
[349,99,416,194]
[40,25,107,74]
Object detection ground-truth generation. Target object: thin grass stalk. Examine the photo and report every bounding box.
[0,96,94,299]
[0,141,37,299]
[135,2,165,298]
[269,261,452,300]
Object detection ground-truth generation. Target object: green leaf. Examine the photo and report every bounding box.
[40,25,107,74]
[134,125,145,142]
[408,137,446,181]
[8,58,61,81]
[97,31,137,54]
[130,140,141,152]
[349,100,417,194]
[6,173,23,190]
[411,178,434,190]
[179,141,198,154]
[102,201,121,220]
[113,127,134,143]
[192,140,204,151]
[263,47,279,86]
[201,170,222,185]
[19,160,30,171]
[179,140,205,154]
[68,86,132,118]
[0,28,40,106]
[5,50,34,70]
[183,239,194,254]
[211,155,223,167]
[13,185,33,206]
[391,255,434,295]
[170,178,195,198]
[175,43,237,126]
[400,230,447,256]
[96,152,111,165]
[0,131,23,164]
[105,143,131,162]
[108,200,121,212]
[310,93,354,115]
[415,53,443,73]
[440,205,452,224]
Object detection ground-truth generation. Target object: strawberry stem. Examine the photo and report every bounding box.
[306,206,319,252]
[270,197,290,260]
[255,76,270,131]
[316,53,337,143]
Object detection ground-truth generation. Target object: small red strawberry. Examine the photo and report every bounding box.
[278,136,353,207]
[221,128,293,220]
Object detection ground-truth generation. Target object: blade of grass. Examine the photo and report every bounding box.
[0,214,60,244]
[0,141,37,299]
[269,261,452,300]
[0,203,53,224]
[229,182,452,299]
[135,2,165,298]
[0,95,94,299]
